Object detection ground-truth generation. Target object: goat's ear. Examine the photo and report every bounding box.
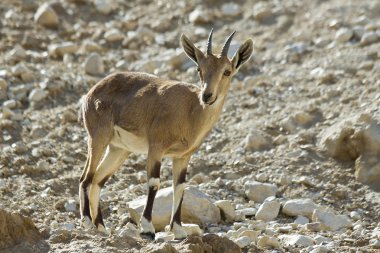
[232,39,253,71]
[181,34,204,65]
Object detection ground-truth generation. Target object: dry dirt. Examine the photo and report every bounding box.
[0,0,379,252]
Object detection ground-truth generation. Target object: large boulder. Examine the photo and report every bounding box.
[318,114,380,185]
[128,186,220,231]
[0,209,42,250]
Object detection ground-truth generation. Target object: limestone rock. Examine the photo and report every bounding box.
[215,200,236,222]
[34,3,59,29]
[189,8,211,25]
[279,234,315,247]
[244,181,277,203]
[312,209,352,231]
[282,199,319,218]
[360,32,379,46]
[221,3,241,17]
[253,2,273,22]
[104,29,124,42]
[244,130,272,152]
[28,88,47,102]
[335,28,353,42]
[94,0,114,15]
[49,42,78,57]
[257,235,281,249]
[234,236,253,248]
[128,186,220,231]
[255,197,280,221]
[84,52,104,75]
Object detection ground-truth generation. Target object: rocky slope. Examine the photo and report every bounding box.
[0,0,379,252]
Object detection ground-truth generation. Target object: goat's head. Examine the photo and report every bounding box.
[181,29,253,105]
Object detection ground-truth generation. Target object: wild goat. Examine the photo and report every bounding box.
[79,29,253,239]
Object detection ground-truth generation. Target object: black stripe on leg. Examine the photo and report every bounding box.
[81,174,94,219]
[142,185,158,221]
[171,196,184,229]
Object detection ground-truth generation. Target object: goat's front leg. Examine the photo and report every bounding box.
[140,149,162,240]
[169,156,190,239]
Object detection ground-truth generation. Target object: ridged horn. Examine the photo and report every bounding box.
[207,28,213,55]
[221,31,236,57]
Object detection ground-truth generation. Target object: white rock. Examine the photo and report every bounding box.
[282,199,319,218]
[64,199,76,212]
[239,230,260,243]
[84,52,104,75]
[62,223,75,231]
[189,8,211,24]
[29,88,47,102]
[215,200,236,222]
[360,32,379,46]
[314,235,332,245]
[104,29,124,42]
[370,239,380,248]
[257,235,281,249]
[221,3,241,17]
[294,112,314,126]
[310,245,330,253]
[312,209,352,231]
[279,234,315,247]
[237,207,257,217]
[8,45,27,61]
[234,236,253,248]
[255,198,280,221]
[253,2,272,22]
[128,186,220,231]
[155,232,174,241]
[335,28,353,42]
[294,215,309,225]
[94,0,114,14]
[49,42,78,57]
[3,100,17,109]
[353,26,365,39]
[244,130,272,152]
[182,223,203,236]
[34,3,59,28]
[118,222,140,238]
[350,211,361,221]
[244,181,277,203]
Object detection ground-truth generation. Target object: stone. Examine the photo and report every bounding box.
[234,236,252,248]
[182,224,203,236]
[189,8,211,25]
[306,222,321,232]
[221,3,241,17]
[29,88,47,102]
[294,215,309,225]
[7,45,27,61]
[64,199,76,212]
[257,235,281,249]
[154,232,174,242]
[0,209,42,249]
[360,32,379,46]
[244,181,277,203]
[335,28,353,42]
[104,29,124,42]
[310,245,330,253]
[279,234,315,247]
[0,78,7,90]
[128,186,220,231]
[312,209,352,231]
[236,207,256,218]
[255,198,280,221]
[314,235,332,245]
[94,0,114,14]
[244,130,272,152]
[282,199,319,218]
[34,3,59,28]
[253,2,272,22]
[350,211,361,221]
[239,230,259,243]
[118,222,140,238]
[370,239,380,248]
[215,200,236,222]
[49,42,78,57]
[201,234,241,253]
[294,112,314,127]
[84,52,104,75]
[3,99,17,109]
[355,155,380,185]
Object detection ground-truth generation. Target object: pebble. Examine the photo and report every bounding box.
[236,207,257,217]
[182,224,203,236]
[369,239,380,248]
[282,198,318,218]
[353,26,365,39]
[306,222,322,232]
[221,3,241,17]
[8,45,27,61]
[234,236,253,248]
[84,52,104,75]
[189,8,211,24]
[49,42,78,57]
[255,197,281,221]
[350,211,361,221]
[215,200,236,222]
[28,88,47,102]
[0,78,7,90]
[360,32,379,46]
[3,99,17,109]
[34,3,59,28]
[312,209,352,231]
[244,130,272,152]
[104,29,124,42]
[94,0,114,14]
[279,234,315,247]
[244,181,277,203]
[239,230,260,242]
[253,2,272,22]
[335,28,353,42]
[310,245,330,253]
[295,216,309,225]
[314,235,332,245]
[257,235,281,249]
[62,223,75,231]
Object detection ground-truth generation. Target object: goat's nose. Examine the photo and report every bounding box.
[202,93,213,103]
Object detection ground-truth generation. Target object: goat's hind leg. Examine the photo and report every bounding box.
[88,144,130,233]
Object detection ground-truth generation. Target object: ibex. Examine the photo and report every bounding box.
[79,29,253,240]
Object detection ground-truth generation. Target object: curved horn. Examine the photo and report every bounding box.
[221,31,236,57]
[207,28,213,55]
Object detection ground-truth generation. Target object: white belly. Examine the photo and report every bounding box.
[110,125,149,154]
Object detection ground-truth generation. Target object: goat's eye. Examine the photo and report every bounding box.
[224,70,231,76]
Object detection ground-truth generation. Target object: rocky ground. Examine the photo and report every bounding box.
[1,0,380,252]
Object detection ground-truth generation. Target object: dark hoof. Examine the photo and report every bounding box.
[140,232,155,241]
